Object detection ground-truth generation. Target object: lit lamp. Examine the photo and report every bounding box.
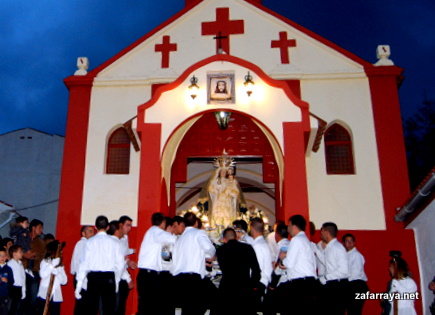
[244,71,255,96]
[214,111,231,130]
[189,75,199,99]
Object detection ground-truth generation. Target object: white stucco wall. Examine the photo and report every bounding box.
[303,79,386,230]
[80,87,147,224]
[408,202,435,315]
[0,128,64,236]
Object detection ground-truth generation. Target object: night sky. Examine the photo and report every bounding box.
[1,0,434,136]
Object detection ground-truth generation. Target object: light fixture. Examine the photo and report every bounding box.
[244,71,255,96]
[188,75,199,99]
[214,111,231,130]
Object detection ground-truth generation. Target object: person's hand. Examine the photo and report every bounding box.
[126,259,137,270]
[279,251,286,261]
[74,289,82,300]
[1,276,8,283]
[128,281,134,289]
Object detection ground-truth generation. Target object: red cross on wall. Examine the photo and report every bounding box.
[202,7,244,54]
[271,31,297,64]
[155,35,177,68]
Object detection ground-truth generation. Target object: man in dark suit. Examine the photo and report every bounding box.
[216,228,261,315]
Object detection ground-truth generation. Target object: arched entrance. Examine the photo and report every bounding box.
[169,111,281,225]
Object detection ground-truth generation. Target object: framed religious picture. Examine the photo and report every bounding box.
[207,72,235,104]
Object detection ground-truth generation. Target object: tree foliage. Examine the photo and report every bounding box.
[403,96,435,190]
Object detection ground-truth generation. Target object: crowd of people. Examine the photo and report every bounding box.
[0,212,428,315]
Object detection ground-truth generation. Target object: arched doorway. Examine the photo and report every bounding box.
[170,111,281,225]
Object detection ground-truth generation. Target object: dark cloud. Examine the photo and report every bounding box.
[0,0,434,135]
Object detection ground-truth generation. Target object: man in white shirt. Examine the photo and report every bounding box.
[70,225,94,315]
[266,220,285,262]
[342,233,369,315]
[137,213,177,315]
[314,222,349,315]
[277,215,317,315]
[119,216,136,267]
[172,212,215,315]
[233,219,254,245]
[75,215,125,315]
[108,220,133,315]
[250,217,272,313]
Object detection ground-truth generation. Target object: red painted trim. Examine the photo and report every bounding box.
[244,0,373,67]
[57,76,93,314]
[87,0,203,77]
[284,80,301,99]
[152,83,168,96]
[366,66,410,231]
[138,54,310,132]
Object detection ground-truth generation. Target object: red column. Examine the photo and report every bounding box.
[56,76,93,314]
[366,66,410,231]
[282,122,310,223]
[136,123,162,237]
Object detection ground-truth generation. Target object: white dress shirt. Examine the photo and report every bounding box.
[266,231,278,261]
[314,241,326,277]
[110,235,131,283]
[7,259,26,299]
[240,233,255,245]
[272,238,289,286]
[37,258,68,302]
[138,225,177,271]
[347,247,368,282]
[252,235,272,287]
[171,227,215,278]
[314,238,349,284]
[70,237,86,276]
[76,231,125,293]
[283,231,316,281]
[120,234,134,256]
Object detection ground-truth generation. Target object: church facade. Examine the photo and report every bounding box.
[57,0,421,313]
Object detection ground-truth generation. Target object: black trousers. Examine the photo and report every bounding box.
[322,279,349,315]
[137,269,173,315]
[346,280,369,315]
[172,273,208,315]
[86,271,116,315]
[115,279,130,315]
[9,285,23,315]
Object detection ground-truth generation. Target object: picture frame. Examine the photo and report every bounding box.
[207,72,235,104]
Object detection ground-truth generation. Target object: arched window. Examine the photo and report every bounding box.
[324,124,355,174]
[106,127,131,174]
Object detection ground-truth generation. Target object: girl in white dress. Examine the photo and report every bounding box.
[389,255,418,315]
[36,240,67,315]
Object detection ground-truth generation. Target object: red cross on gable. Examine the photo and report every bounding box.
[271,31,297,64]
[155,35,177,68]
[202,8,244,54]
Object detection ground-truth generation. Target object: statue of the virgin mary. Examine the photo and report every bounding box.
[197,152,247,227]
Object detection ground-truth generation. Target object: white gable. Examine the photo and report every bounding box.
[96,0,365,83]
